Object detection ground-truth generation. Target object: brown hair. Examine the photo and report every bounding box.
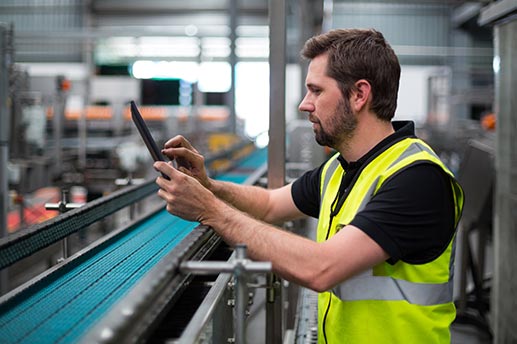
[301,28,400,121]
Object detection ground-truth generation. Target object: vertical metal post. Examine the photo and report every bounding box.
[79,0,94,170]
[297,0,324,118]
[297,0,310,106]
[234,245,248,344]
[268,0,286,195]
[479,2,517,342]
[128,173,136,220]
[78,99,87,170]
[0,24,10,240]
[60,189,70,260]
[17,194,25,228]
[228,0,238,134]
[0,23,12,294]
[490,11,517,344]
[268,0,287,343]
[322,0,334,33]
[53,77,65,176]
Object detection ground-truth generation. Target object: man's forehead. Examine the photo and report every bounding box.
[307,54,328,74]
[305,54,335,85]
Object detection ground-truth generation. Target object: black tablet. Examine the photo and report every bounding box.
[130,101,170,179]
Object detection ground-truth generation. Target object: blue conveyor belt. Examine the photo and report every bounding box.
[235,146,268,170]
[0,148,267,344]
[216,173,250,184]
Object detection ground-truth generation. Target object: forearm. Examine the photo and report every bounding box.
[209,179,271,221]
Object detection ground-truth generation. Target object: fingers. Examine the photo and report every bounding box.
[157,188,172,203]
[154,161,211,223]
[161,135,201,172]
[154,161,177,182]
[164,135,197,153]
[155,151,210,190]
[162,146,199,167]
[155,161,197,188]
[156,188,180,218]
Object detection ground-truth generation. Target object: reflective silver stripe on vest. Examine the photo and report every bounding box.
[356,176,380,213]
[331,273,454,305]
[385,141,438,171]
[321,157,340,200]
[449,236,457,279]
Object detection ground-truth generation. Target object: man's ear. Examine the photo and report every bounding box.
[350,79,371,112]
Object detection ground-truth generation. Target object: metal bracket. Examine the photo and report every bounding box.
[180,244,272,344]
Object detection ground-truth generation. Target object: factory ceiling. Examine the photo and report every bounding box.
[0,0,492,65]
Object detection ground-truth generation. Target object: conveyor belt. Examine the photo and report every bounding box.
[0,147,267,344]
[233,146,268,171]
[0,214,195,343]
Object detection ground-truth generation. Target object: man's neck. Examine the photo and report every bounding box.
[338,116,395,163]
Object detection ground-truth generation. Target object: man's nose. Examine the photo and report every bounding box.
[298,95,314,113]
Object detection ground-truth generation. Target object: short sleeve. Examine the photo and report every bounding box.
[291,165,324,218]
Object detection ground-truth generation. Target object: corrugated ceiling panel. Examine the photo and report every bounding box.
[332,2,452,64]
[0,0,84,63]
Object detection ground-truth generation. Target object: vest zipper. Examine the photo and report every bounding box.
[322,292,332,344]
[322,175,349,341]
[322,214,335,342]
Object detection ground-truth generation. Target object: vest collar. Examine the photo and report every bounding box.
[337,120,416,172]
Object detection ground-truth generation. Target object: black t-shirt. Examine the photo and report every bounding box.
[291,121,456,264]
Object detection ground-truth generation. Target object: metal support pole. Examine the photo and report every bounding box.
[268,0,287,187]
[228,0,238,134]
[53,77,65,177]
[234,245,248,344]
[79,0,94,170]
[16,193,25,229]
[61,236,69,261]
[114,174,147,221]
[0,23,12,295]
[78,99,87,170]
[0,24,10,240]
[479,2,517,342]
[492,21,517,342]
[45,189,84,260]
[180,245,271,344]
[268,0,287,342]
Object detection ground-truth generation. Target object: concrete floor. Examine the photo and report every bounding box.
[452,323,491,344]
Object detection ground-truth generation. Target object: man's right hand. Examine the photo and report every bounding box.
[161,135,212,190]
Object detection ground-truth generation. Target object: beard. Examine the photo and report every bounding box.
[312,98,357,149]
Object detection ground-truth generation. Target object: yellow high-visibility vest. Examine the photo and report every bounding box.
[317,137,464,343]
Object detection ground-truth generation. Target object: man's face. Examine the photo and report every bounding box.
[298,54,357,149]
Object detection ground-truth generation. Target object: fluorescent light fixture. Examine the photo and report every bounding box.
[235,62,269,138]
[201,37,231,58]
[132,60,199,82]
[236,37,269,58]
[198,62,231,92]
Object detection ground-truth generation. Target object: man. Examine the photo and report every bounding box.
[154,28,464,343]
